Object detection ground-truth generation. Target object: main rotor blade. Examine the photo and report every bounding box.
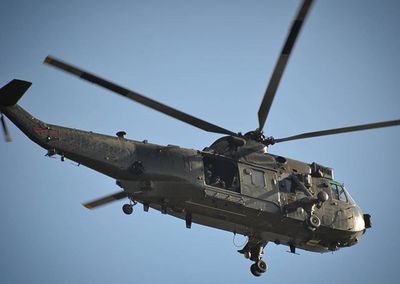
[83,191,127,209]
[44,56,237,136]
[274,119,400,144]
[258,0,314,132]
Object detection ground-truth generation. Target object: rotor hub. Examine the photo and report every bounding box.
[244,130,265,143]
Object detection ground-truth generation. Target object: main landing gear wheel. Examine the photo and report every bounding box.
[239,241,268,277]
[122,196,137,215]
[122,204,133,215]
[250,260,268,277]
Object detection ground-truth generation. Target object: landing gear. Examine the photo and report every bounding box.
[238,239,268,277]
[122,204,133,215]
[250,260,268,277]
[122,196,137,215]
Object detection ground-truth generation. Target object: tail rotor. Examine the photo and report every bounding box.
[0,79,32,143]
[0,113,12,142]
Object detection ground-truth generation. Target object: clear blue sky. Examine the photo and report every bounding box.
[1,0,399,283]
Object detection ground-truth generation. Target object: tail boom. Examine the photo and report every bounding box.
[1,80,136,180]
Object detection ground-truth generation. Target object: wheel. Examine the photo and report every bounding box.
[307,215,321,229]
[255,259,267,273]
[250,263,262,277]
[122,204,133,215]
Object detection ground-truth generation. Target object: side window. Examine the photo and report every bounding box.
[330,183,339,200]
[338,185,348,202]
[203,156,240,192]
[251,169,265,188]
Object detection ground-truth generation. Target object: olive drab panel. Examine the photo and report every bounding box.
[238,163,280,210]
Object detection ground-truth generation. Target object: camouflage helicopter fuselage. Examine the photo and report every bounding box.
[2,102,368,255]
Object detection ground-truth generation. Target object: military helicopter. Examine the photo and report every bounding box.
[1,0,399,277]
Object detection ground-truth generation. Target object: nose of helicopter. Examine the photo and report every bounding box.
[347,206,371,246]
[353,207,367,231]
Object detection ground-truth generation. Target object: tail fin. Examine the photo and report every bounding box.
[0,79,32,107]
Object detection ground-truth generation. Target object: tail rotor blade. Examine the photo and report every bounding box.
[0,113,12,142]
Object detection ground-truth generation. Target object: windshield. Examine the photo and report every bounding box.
[330,182,355,204]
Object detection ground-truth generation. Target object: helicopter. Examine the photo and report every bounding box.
[1,0,399,277]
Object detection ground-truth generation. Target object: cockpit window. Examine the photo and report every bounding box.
[331,183,349,202]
